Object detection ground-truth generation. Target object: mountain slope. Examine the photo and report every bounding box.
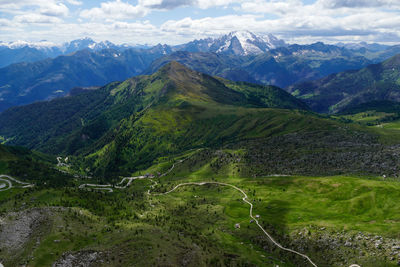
[0,144,73,186]
[1,62,399,180]
[288,54,400,113]
[0,48,168,111]
[0,62,307,158]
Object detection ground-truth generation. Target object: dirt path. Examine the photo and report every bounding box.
[150,181,318,267]
[75,158,319,266]
[0,157,359,267]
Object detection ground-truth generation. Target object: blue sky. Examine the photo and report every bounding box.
[1,0,400,45]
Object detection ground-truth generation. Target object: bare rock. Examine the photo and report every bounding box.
[53,251,102,267]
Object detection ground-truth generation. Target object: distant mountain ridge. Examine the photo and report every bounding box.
[145,42,374,88]
[0,31,283,67]
[0,47,169,111]
[0,38,148,68]
[2,31,400,112]
[287,54,400,113]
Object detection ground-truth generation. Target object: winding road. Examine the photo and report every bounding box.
[78,158,187,192]
[0,175,34,191]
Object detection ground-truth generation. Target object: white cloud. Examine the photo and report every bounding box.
[0,0,61,10]
[0,18,12,26]
[1,0,400,44]
[196,0,241,9]
[14,14,63,24]
[319,0,400,9]
[80,0,149,20]
[240,0,303,14]
[140,0,196,10]
[138,0,242,9]
[40,3,69,17]
[65,0,82,5]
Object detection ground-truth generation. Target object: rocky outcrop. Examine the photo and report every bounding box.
[53,251,104,267]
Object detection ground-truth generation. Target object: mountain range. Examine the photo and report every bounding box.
[0,47,170,111]
[147,42,377,87]
[0,37,142,68]
[0,31,282,68]
[1,31,400,114]
[288,53,400,113]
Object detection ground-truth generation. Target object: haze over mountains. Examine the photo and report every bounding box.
[1,30,400,114]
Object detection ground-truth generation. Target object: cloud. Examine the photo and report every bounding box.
[1,0,400,45]
[240,0,303,15]
[14,14,63,24]
[0,0,61,10]
[160,8,400,44]
[65,0,82,5]
[319,0,400,9]
[0,18,12,26]
[80,0,148,20]
[138,0,242,10]
[142,0,196,10]
[40,3,69,17]
[198,0,241,9]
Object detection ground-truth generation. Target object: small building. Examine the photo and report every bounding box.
[235,223,240,229]
[255,214,260,218]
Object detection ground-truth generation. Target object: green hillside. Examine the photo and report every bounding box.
[2,62,400,180]
[0,62,309,175]
[288,54,400,113]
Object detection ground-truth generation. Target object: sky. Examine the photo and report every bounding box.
[1,0,400,45]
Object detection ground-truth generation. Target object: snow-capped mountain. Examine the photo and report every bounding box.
[175,31,286,56]
[210,31,286,55]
